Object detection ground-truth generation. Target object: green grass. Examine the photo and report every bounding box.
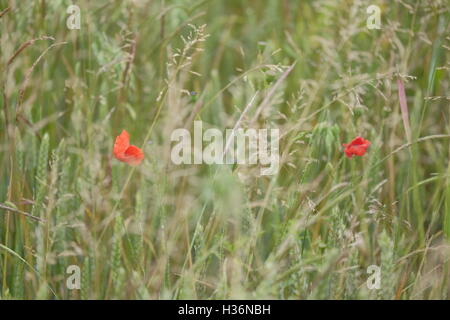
[1,0,450,299]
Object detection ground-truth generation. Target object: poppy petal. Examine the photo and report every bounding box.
[113,130,130,157]
[343,136,371,158]
[124,145,144,165]
[113,130,144,165]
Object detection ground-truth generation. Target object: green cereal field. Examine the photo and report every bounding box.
[0,0,450,300]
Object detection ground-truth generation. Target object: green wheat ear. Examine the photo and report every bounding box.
[53,141,70,284]
[130,190,144,268]
[111,214,124,296]
[344,248,359,299]
[81,256,91,300]
[379,230,396,300]
[35,134,49,198]
[34,134,49,278]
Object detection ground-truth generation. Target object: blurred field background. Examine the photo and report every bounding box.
[1,0,450,299]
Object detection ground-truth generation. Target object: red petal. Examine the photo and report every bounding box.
[113,130,144,165]
[343,136,371,158]
[123,145,144,165]
[113,130,130,158]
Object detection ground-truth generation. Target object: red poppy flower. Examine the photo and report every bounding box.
[343,136,371,158]
[113,130,144,165]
